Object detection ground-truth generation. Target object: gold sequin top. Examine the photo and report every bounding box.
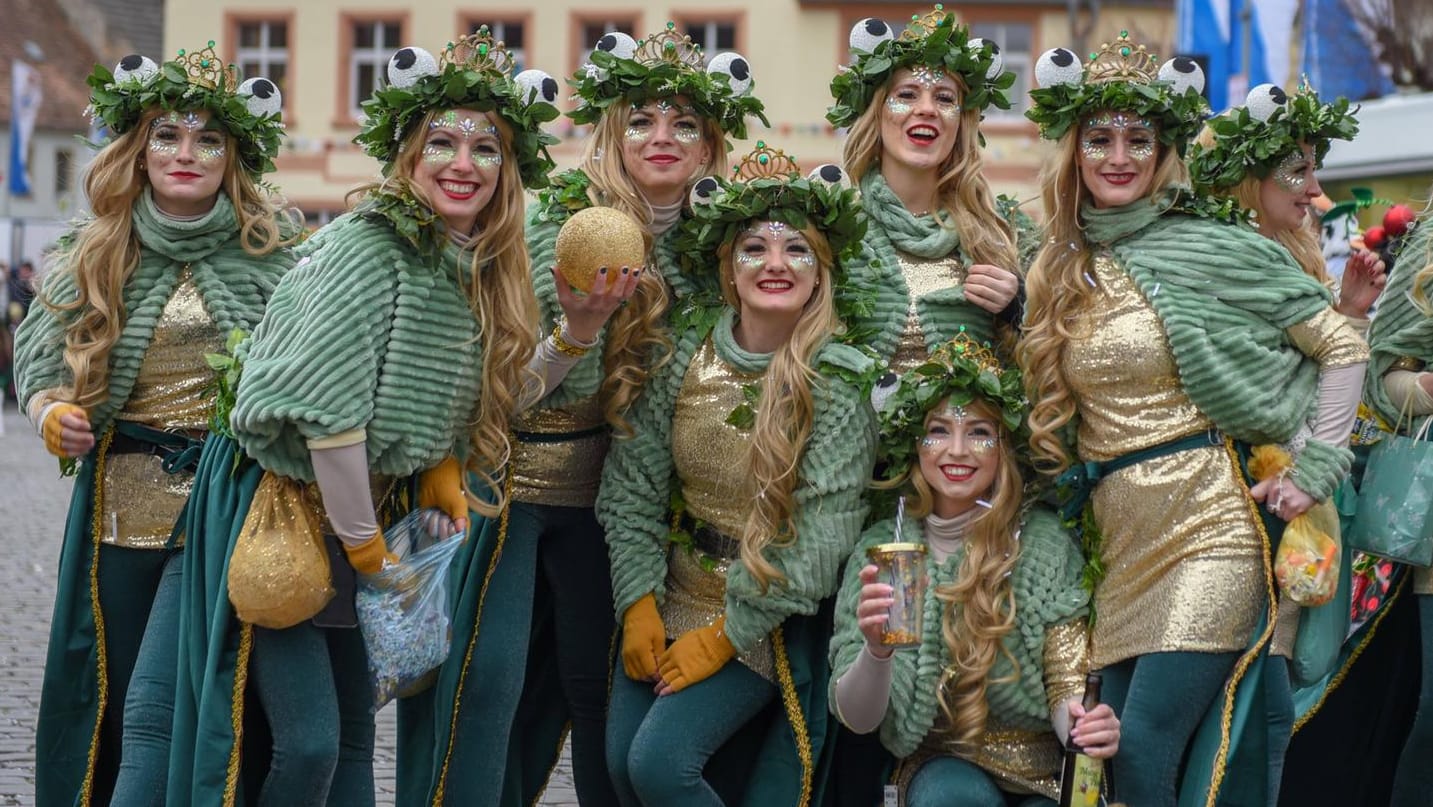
[1287,307,1370,369]
[890,251,968,375]
[510,393,610,507]
[105,273,224,549]
[1064,254,1266,665]
[665,337,774,680]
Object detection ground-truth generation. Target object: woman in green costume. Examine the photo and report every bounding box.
[170,30,631,806]
[830,338,1119,806]
[1362,216,1433,805]
[13,47,291,807]
[598,143,877,806]
[1019,31,1368,807]
[433,25,765,807]
[827,7,1030,369]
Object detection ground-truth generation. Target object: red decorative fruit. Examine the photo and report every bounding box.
[1384,204,1416,237]
[1364,225,1386,248]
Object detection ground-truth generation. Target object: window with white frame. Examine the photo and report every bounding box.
[351,20,402,120]
[469,20,526,72]
[237,20,289,97]
[683,20,737,62]
[968,22,1032,115]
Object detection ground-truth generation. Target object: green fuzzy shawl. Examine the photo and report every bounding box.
[828,506,1088,758]
[596,308,878,653]
[1082,198,1352,500]
[1365,220,1433,429]
[15,190,292,439]
[231,204,485,481]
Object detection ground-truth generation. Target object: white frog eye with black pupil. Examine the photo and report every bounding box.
[594,32,638,60]
[708,52,752,95]
[871,371,901,413]
[1035,48,1084,88]
[808,164,844,186]
[968,38,1005,80]
[1244,83,1287,122]
[1158,56,1205,95]
[514,69,560,105]
[113,54,159,85]
[850,18,894,55]
[238,77,282,119]
[388,47,438,89]
[689,176,721,207]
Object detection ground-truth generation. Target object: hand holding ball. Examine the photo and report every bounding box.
[554,207,647,292]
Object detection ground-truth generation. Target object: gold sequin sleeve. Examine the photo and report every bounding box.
[1042,620,1089,713]
[1287,308,1370,369]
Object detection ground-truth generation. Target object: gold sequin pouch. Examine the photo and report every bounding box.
[228,471,335,629]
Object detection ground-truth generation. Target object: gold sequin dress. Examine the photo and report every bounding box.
[105,272,224,549]
[889,251,970,375]
[1065,256,1268,667]
[510,394,609,507]
[664,338,775,681]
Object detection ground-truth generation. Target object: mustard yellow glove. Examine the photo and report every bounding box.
[343,530,398,576]
[417,456,468,524]
[42,403,90,458]
[621,593,667,681]
[656,619,736,693]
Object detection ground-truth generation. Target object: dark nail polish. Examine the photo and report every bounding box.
[599,266,608,274]
[622,266,630,275]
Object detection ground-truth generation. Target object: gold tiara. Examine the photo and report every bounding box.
[633,24,705,69]
[944,329,1002,374]
[441,27,514,77]
[900,5,955,41]
[176,42,237,91]
[1086,30,1158,85]
[732,141,799,181]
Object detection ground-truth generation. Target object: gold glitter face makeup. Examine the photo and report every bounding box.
[193,133,227,166]
[421,110,503,169]
[1273,150,1311,192]
[673,126,702,145]
[1080,112,1158,164]
[885,97,913,116]
[735,222,817,274]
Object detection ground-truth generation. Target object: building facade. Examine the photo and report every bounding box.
[164,0,1175,222]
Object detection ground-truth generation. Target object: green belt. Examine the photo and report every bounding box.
[1057,427,1224,522]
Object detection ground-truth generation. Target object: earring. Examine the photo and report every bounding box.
[137,159,146,170]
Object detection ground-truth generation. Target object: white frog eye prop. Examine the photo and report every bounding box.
[689,176,721,207]
[113,54,159,85]
[387,47,439,90]
[871,371,901,413]
[1035,48,1083,88]
[1158,56,1205,96]
[514,69,560,106]
[594,32,638,61]
[1245,83,1288,122]
[238,77,282,119]
[708,52,752,96]
[849,18,894,55]
[968,38,1005,80]
[807,163,845,187]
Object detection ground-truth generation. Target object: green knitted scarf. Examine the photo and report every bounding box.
[1366,220,1433,428]
[860,172,963,259]
[15,190,290,440]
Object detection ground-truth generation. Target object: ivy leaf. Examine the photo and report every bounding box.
[725,402,755,430]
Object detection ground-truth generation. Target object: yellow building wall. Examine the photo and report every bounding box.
[164,1,1173,220]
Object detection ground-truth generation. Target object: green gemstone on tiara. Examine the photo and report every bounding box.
[1120,47,1131,56]
[757,140,765,148]
[667,21,675,30]
[478,43,489,56]
[1120,30,1129,37]
[177,49,186,56]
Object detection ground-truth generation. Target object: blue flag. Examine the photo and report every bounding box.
[8,60,42,196]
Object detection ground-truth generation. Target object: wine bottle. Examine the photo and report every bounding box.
[1058,672,1104,807]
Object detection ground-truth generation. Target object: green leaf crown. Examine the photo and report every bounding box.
[1026,30,1210,156]
[1189,80,1359,192]
[827,6,1016,130]
[874,331,1027,483]
[354,27,561,189]
[85,43,284,178]
[567,23,769,141]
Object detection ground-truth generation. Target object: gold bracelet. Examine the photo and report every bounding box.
[1391,355,1425,373]
[551,322,592,358]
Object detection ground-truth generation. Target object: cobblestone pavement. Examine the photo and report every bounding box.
[0,403,576,806]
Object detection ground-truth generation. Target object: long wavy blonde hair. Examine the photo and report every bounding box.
[1019,128,1189,473]
[353,108,538,516]
[580,101,729,434]
[1194,127,1328,284]
[721,224,840,590]
[44,106,294,411]
[843,76,1018,272]
[893,396,1024,749]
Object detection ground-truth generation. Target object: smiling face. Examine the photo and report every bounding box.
[731,220,821,323]
[1077,109,1160,209]
[618,96,713,207]
[1259,143,1322,234]
[878,66,963,173]
[917,398,1002,518]
[412,108,504,236]
[145,109,229,216]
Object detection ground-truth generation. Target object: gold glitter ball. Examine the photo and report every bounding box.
[554,206,646,293]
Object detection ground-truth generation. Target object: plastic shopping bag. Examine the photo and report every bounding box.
[1249,445,1341,606]
[356,509,465,708]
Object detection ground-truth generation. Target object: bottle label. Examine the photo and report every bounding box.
[1066,755,1102,807]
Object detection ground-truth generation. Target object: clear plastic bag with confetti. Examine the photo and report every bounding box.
[356,509,464,708]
